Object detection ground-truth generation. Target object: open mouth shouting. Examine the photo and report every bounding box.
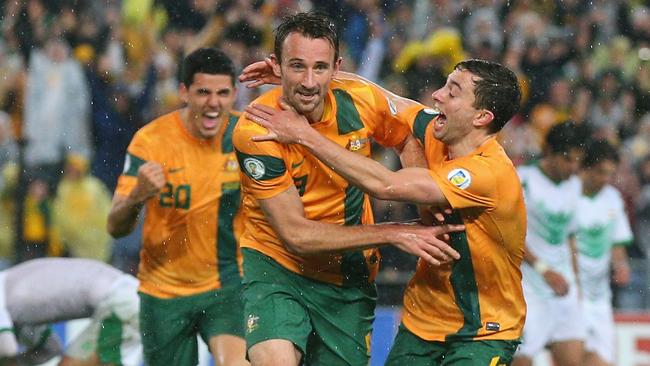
[432,108,447,132]
[202,111,221,129]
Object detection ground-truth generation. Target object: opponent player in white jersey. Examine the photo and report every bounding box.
[0,258,141,366]
[575,139,632,366]
[513,121,588,366]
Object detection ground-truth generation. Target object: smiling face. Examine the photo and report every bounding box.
[179,73,237,140]
[276,32,340,123]
[430,69,486,145]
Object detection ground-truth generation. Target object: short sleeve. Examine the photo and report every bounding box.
[611,189,634,246]
[428,157,496,210]
[114,132,151,197]
[233,118,293,200]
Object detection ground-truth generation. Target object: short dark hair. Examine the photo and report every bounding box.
[454,59,521,133]
[582,139,619,168]
[545,121,590,155]
[180,48,236,87]
[274,12,339,63]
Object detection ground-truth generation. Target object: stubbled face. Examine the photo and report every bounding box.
[180,73,236,140]
[582,159,616,193]
[430,69,483,145]
[277,32,340,123]
[548,148,584,181]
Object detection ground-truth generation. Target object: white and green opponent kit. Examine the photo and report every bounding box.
[0,258,141,365]
[516,165,586,357]
[575,184,633,363]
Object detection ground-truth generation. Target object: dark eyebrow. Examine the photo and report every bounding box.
[449,79,462,91]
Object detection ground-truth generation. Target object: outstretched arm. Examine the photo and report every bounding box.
[259,184,461,265]
[245,101,449,207]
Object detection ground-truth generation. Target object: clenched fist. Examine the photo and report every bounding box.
[129,162,166,204]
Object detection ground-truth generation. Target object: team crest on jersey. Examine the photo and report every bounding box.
[447,168,471,189]
[246,314,260,334]
[224,155,239,172]
[243,158,265,179]
[347,134,368,152]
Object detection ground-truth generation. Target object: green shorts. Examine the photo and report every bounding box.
[386,324,520,366]
[139,285,244,366]
[242,248,377,365]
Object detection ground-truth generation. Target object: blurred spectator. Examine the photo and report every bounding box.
[86,57,156,192]
[51,154,112,262]
[18,178,53,262]
[624,113,650,166]
[23,35,91,190]
[0,111,17,267]
[588,69,636,143]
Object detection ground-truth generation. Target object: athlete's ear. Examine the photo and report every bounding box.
[473,109,494,128]
[333,57,342,76]
[270,54,281,77]
[179,83,189,104]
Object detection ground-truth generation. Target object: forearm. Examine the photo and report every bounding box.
[277,218,406,255]
[299,128,397,199]
[612,246,629,264]
[107,194,144,238]
[337,72,422,112]
[523,245,549,273]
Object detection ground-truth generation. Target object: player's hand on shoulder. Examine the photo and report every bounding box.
[542,269,569,296]
[132,162,166,202]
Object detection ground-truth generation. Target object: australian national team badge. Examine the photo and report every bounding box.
[347,133,369,152]
[447,168,471,190]
[224,155,239,172]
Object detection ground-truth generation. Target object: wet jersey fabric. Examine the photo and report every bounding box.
[115,110,243,298]
[233,79,429,286]
[403,120,527,342]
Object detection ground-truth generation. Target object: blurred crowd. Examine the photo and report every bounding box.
[0,0,649,306]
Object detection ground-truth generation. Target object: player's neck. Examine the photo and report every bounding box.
[447,131,493,160]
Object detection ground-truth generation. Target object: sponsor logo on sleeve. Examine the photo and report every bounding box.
[447,168,471,189]
[243,158,265,179]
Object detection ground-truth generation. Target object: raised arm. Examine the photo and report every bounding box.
[107,161,165,237]
[258,184,461,265]
[245,101,449,207]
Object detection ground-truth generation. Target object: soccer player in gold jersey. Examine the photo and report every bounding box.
[107,48,248,366]
[244,59,526,365]
[233,12,462,366]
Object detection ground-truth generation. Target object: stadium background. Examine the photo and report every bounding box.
[0,0,649,364]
